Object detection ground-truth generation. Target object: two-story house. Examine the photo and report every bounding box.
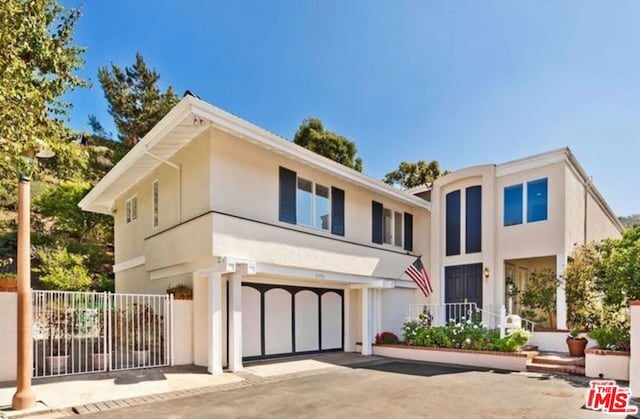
[420,148,623,331]
[79,94,430,374]
[80,94,623,374]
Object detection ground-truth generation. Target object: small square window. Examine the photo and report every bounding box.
[504,184,523,226]
[527,178,548,223]
[125,196,138,224]
[394,211,403,247]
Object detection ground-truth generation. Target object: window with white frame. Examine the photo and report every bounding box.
[152,180,159,228]
[125,196,138,224]
[383,207,403,246]
[296,177,330,231]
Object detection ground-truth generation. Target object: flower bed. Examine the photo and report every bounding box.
[585,348,630,381]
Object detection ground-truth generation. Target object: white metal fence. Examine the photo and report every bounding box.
[408,303,536,334]
[32,290,173,378]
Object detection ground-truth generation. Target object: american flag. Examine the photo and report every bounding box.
[405,256,433,298]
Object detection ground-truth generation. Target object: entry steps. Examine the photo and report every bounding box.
[525,351,585,376]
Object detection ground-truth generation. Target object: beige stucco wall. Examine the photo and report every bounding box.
[113,131,211,267]
[0,292,17,382]
[564,165,621,253]
[631,303,640,396]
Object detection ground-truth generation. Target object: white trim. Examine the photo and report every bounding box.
[113,255,145,273]
[255,262,396,287]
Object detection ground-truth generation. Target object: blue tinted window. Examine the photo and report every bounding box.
[527,178,548,222]
[446,190,461,256]
[465,186,482,253]
[504,184,523,226]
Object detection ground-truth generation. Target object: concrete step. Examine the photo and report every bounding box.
[526,362,585,376]
[532,354,585,367]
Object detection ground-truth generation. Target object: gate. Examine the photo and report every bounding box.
[32,290,173,378]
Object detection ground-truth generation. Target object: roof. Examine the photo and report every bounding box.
[79,95,431,214]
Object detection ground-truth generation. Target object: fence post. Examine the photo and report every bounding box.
[499,305,507,338]
[170,294,175,366]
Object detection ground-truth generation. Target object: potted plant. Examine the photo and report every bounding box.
[0,258,16,292]
[566,328,588,357]
[166,283,192,300]
[129,303,153,366]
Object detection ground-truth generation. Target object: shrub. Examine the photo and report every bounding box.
[36,245,93,291]
[413,326,453,348]
[494,329,530,352]
[589,327,630,351]
[375,332,399,345]
[402,320,422,345]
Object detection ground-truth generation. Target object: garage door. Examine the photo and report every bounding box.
[240,282,344,360]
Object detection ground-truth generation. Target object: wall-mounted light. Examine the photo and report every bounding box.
[484,267,490,280]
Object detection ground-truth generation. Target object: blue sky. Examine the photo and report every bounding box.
[63,0,640,215]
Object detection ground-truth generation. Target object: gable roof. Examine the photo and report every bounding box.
[79,95,431,214]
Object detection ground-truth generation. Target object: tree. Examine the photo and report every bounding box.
[383,160,449,189]
[36,245,92,291]
[95,53,179,147]
[0,0,88,204]
[293,117,363,172]
[35,181,112,243]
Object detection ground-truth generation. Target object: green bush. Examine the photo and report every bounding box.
[36,245,93,291]
[589,327,630,351]
[402,320,422,345]
[413,326,453,348]
[494,329,530,352]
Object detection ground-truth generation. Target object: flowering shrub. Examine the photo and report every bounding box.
[375,331,399,345]
[400,317,530,352]
[589,327,630,351]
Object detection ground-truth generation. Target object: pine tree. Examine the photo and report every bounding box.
[95,53,179,147]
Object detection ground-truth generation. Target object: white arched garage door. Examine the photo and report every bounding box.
[240,283,344,360]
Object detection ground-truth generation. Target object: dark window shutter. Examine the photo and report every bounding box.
[279,167,296,224]
[371,201,383,244]
[465,186,482,253]
[404,213,413,252]
[331,187,345,236]
[445,190,461,256]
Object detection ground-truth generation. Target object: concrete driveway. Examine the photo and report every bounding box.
[82,359,598,419]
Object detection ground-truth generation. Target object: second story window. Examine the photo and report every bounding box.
[372,201,411,250]
[152,180,159,228]
[296,177,330,231]
[503,178,548,226]
[125,196,138,224]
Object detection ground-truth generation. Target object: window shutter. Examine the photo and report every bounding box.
[371,201,383,244]
[331,187,345,236]
[279,167,297,224]
[404,212,413,252]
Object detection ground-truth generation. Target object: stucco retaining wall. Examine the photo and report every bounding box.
[630,302,639,395]
[585,348,630,381]
[530,330,596,353]
[0,292,17,382]
[372,344,529,372]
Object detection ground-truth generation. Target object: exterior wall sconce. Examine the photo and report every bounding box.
[484,267,490,280]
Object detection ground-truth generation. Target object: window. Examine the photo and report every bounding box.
[125,196,137,224]
[465,186,482,253]
[503,178,548,226]
[382,207,403,246]
[296,177,330,231]
[527,178,548,223]
[504,184,523,226]
[445,190,461,256]
[152,180,159,228]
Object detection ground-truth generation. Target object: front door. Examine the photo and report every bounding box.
[444,263,483,322]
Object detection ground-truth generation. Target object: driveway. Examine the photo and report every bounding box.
[82,359,597,418]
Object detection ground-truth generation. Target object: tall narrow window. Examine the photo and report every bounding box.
[296,178,313,227]
[383,208,393,244]
[465,186,482,253]
[125,196,137,224]
[527,178,548,223]
[315,184,330,231]
[152,180,159,228]
[394,211,403,247]
[504,184,523,226]
[445,190,461,256]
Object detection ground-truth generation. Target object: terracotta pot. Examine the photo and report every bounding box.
[566,337,588,357]
[92,352,111,370]
[0,278,17,292]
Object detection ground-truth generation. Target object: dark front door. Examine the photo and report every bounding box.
[444,263,483,322]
